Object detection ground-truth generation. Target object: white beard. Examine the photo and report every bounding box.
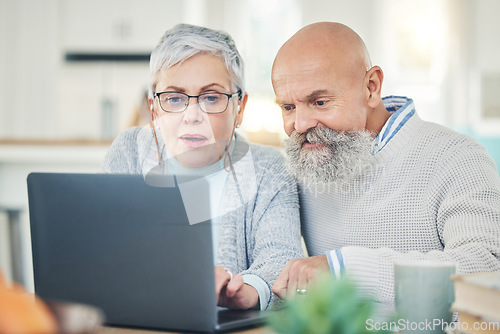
[283,127,375,191]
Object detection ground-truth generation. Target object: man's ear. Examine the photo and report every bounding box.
[365,66,384,109]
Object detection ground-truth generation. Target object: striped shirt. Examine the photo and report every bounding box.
[327,95,416,278]
[374,96,415,152]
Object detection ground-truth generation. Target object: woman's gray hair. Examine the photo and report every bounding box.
[150,24,245,95]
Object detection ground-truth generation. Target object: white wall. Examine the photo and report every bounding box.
[473,0,500,71]
[0,0,59,139]
[468,0,500,135]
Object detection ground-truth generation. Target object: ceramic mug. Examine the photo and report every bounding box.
[394,260,456,334]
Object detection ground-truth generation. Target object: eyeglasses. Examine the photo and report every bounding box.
[153,91,241,114]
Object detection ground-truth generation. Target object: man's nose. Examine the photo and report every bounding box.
[294,107,319,134]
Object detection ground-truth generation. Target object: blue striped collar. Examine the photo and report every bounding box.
[374,96,415,152]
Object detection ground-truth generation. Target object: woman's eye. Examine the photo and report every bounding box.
[168,97,182,103]
[161,94,185,105]
[204,95,220,103]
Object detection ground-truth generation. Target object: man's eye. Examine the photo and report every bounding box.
[314,99,329,107]
[281,105,295,112]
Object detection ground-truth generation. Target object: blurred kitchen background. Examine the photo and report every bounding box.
[1,0,499,291]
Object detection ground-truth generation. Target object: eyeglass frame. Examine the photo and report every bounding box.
[152,90,242,114]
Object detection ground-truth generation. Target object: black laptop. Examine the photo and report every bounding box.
[27,173,268,333]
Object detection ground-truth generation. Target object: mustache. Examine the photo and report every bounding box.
[288,127,345,146]
[290,127,338,144]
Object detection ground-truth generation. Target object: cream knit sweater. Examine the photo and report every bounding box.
[300,112,500,306]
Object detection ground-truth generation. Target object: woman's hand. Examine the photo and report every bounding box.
[214,266,259,310]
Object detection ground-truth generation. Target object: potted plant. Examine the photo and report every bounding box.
[268,275,382,334]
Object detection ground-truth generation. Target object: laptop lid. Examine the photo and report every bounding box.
[28,173,220,332]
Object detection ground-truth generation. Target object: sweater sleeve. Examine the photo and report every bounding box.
[239,147,305,309]
[100,127,142,174]
[338,141,500,306]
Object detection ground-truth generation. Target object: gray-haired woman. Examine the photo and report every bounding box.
[101,24,303,310]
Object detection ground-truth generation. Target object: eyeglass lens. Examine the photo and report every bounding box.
[158,92,231,113]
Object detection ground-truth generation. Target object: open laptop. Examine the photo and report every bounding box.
[27,173,268,333]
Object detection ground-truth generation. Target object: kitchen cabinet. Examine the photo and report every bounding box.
[60,0,183,53]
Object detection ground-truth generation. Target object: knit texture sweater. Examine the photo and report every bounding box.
[100,127,304,309]
[300,112,500,306]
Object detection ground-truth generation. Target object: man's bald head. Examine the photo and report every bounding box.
[271,21,388,135]
[272,22,372,84]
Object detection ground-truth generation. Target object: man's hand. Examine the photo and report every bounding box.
[214,266,259,310]
[272,255,330,299]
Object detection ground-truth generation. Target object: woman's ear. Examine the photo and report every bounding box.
[365,66,384,109]
[235,93,248,127]
[148,98,157,121]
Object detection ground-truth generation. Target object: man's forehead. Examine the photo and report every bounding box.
[273,66,335,101]
[275,83,331,104]
[274,55,327,75]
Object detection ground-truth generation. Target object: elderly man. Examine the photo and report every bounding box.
[271,22,500,305]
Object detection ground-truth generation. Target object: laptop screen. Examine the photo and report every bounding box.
[28,173,218,332]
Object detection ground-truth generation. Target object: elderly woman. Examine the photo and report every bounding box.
[100,24,303,310]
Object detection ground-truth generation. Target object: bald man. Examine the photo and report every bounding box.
[272,22,500,306]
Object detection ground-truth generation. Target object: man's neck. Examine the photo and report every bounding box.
[366,101,391,135]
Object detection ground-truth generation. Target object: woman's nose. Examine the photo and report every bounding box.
[182,98,204,124]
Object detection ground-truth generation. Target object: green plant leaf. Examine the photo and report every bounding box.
[267,275,382,334]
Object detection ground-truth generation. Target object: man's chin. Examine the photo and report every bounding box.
[293,168,356,192]
[289,151,368,190]
[301,142,325,150]
[299,145,331,166]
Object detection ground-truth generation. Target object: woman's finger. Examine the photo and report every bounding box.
[225,274,244,298]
